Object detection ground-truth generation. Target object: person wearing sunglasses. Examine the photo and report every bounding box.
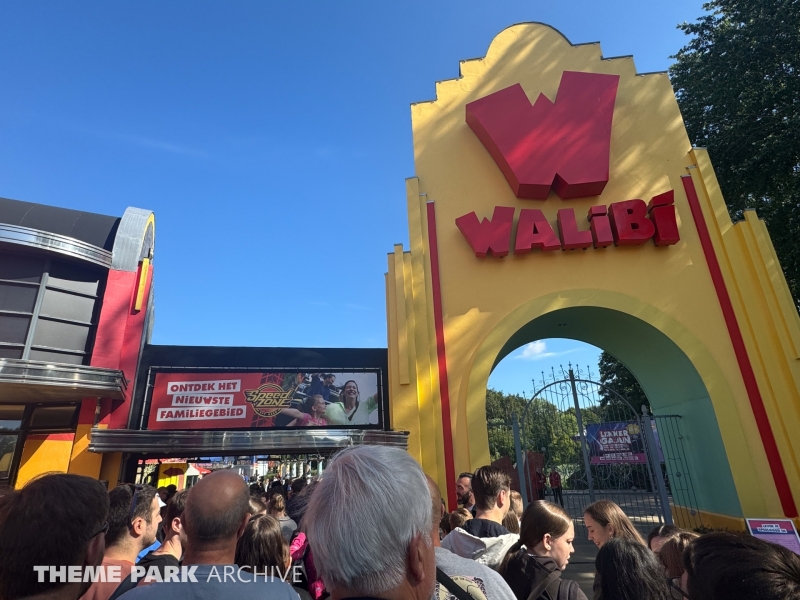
[82,483,163,600]
[0,473,109,600]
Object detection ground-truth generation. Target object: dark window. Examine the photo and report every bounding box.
[27,349,84,365]
[0,434,17,479]
[0,255,44,283]
[28,405,78,430]
[0,282,38,313]
[40,289,96,323]
[0,347,23,359]
[32,319,91,352]
[0,405,24,431]
[0,314,31,344]
[0,250,105,365]
[0,402,80,485]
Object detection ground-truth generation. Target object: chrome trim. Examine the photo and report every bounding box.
[0,224,112,268]
[0,358,127,400]
[112,207,154,272]
[88,428,408,454]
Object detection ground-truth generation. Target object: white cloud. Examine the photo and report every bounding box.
[513,341,577,361]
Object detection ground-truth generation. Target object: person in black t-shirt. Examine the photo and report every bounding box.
[109,491,188,600]
[462,466,512,538]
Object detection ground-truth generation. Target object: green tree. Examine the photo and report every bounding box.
[669,0,800,306]
[598,352,649,418]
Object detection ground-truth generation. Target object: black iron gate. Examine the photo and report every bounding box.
[511,365,701,538]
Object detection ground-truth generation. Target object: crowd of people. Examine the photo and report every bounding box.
[1,447,799,600]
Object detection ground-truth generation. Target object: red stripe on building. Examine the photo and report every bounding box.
[426,201,458,510]
[682,175,797,517]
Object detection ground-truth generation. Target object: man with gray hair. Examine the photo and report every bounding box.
[303,445,436,600]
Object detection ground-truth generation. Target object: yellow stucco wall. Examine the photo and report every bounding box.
[386,23,800,520]
[15,434,75,489]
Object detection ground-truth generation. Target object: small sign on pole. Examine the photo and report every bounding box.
[746,518,800,555]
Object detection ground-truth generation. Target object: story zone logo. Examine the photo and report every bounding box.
[458,70,679,257]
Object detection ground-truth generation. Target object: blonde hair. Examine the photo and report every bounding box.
[268,493,286,515]
[449,507,473,531]
[583,500,646,545]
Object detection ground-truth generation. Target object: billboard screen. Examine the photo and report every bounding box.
[146,371,381,431]
[586,421,648,465]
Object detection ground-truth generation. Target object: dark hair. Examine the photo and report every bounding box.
[235,514,290,575]
[249,495,267,516]
[596,538,671,600]
[659,531,698,577]
[340,380,360,419]
[458,472,473,481]
[472,466,511,511]
[0,474,109,600]
[584,499,646,545]
[107,484,158,547]
[684,531,800,600]
[440,512,452,536]
[498,500,572,576]
[288,479,318,526]
[291,477,307,495]
[163,490,188,534]
[647,523,682,548]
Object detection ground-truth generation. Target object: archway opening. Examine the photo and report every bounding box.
[482,306,742,532]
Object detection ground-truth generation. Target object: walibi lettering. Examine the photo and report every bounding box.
[455,190,680,258]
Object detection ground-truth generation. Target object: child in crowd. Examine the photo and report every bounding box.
[498,500,587,600]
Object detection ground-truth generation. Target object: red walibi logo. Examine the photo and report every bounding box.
[456,71,680,257]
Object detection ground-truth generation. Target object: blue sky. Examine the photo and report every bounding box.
[0,1,706,394]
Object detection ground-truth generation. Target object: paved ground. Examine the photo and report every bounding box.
[561,539,598,597]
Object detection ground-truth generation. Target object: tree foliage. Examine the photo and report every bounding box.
[669,0,800,306]
[485,388,580,467]
[598,352,650,417]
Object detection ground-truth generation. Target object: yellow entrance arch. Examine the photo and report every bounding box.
[386,23,800,528]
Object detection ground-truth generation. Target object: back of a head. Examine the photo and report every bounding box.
[472,466,510,511]
[164,490,188,528]
[596,538,671,600]
[0,474,109,600]
[659,531,698,577]
[268,493,286,515]
[498,501,570,575]
[584,499,646,545]
[248,495,267,516]
[107,484,158,548]
[234,514,289,572]
[684,532,800,600]
[509,491,523,519]
[291,477,307,495]
[647,524,682,547]
[449,508,473,531]
[502,511,520,534]
[304,446,432,596]
[184,470,250,545]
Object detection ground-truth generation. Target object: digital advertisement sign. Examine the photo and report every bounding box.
[586,421,663,465]
[146,371,381,431]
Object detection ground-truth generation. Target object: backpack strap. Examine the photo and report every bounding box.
[436,567,476,600]
[525,569,561,600]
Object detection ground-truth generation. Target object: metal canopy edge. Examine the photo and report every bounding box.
[88,428,409,454]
